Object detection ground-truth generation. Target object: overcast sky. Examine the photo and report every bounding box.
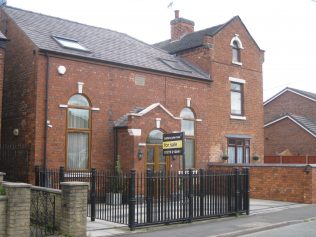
[6,0,316,101]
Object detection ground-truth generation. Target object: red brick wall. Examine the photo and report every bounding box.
[117,128,134,173]
[264,156,316,164]
[0,12,37,146]
[250,166,316,204]
[0,12,38,182]
[209,164,316,204]
[264,91,316,123]
[264,118,316,155]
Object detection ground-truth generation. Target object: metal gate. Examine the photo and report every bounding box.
[36,167,249,230]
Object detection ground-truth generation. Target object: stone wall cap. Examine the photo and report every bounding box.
[31,185,62,194]
[60,181,89,186]
[0,172,6,176]
[0,196,7,200]
[208,163,316,168]
[3,182,31,188]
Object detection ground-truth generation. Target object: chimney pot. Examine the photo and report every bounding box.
[175,10,179,18]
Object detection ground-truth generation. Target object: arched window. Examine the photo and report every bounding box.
[67,94,91,170]
[232,40,241,63]
[180,108,195,136]
[230,35,243,64]
[146,130,163,144]
[180,108,195,169]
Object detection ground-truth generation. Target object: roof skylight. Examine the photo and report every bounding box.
[53,36,89,52]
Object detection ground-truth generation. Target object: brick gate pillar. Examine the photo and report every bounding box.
[3,182,31,237]
[60,182,89,237]
[0,172,5,185]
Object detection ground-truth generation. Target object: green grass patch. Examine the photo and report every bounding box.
[0,186,5,195]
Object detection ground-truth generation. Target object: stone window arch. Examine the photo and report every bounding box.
[230,34,243,64]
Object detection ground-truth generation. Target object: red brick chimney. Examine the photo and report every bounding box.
[170,10,195,41]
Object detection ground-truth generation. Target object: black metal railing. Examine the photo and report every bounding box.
[128,168,249,229]
[35,167,249,230]
[30,188,56,236]
[0,144,30,182]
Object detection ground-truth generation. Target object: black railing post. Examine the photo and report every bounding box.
[234,168,240,216]
[129,169,136,230]
[59,166,65,184]
[227,171,232,213]
[243,167,250,215]
[146,169,153,223]
[199,169,205,217]
[91,168,96,222]
[188,169,193,222]
[35,165,40,186]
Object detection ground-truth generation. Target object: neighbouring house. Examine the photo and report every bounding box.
[0,5,264,183]
[264,87,316,155]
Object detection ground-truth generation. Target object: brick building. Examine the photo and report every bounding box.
[0,6,264,182]
[264,87,316,155]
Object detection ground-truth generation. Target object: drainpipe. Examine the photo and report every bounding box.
[44,53,50,170]
[113,127,118,170]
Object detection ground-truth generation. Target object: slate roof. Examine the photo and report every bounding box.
[264,87,316,106]
[3,6,210,81]
[265,113,316,137]
[287,87,316,101]
[290,114,316,136]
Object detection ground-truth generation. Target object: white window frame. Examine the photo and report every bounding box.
[229,77,246,120]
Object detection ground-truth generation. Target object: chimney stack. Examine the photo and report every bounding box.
[175,10,180,19]
[170,10,194,41]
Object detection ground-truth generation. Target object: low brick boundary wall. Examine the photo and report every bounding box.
[0,172,89,237]
[209,163,316,204]
[0,196,7,236]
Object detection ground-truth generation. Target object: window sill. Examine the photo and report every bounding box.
[230,115,246,120]
[232,61,242,66]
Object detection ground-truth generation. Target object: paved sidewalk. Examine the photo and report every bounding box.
[249,199,307,215]
[86,199,308,237]
[87,219,128,237]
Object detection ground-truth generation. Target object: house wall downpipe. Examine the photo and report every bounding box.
[44,53,50,170]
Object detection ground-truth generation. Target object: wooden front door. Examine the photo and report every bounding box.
[146,145,170,174]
